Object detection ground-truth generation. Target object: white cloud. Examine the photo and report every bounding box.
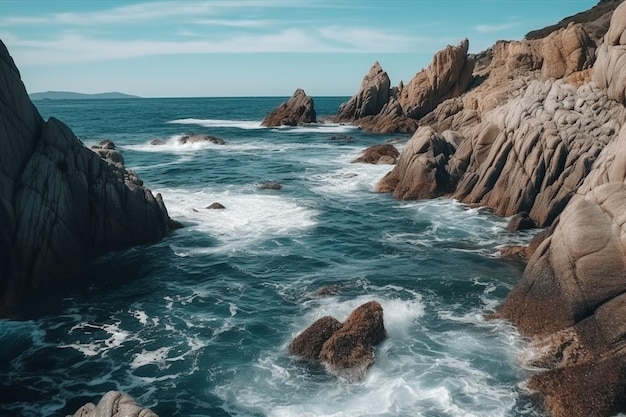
[474,22,519,34]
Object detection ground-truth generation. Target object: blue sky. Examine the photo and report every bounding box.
[2,0,599,97]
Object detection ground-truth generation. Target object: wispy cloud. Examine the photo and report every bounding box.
[191,19,274,29]
[474,22,520,34]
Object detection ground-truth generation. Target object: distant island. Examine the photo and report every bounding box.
[29,91,141,100]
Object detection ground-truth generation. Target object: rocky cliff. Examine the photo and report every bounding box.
[370,1,626,416]
[0,40,179,313]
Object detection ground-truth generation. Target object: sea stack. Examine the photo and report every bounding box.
[0,39,179,313]
[261,88,316,127]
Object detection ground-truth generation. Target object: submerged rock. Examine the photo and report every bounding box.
[262,88,316,127]
[178,134,225,145]
[206,202,226,209]
[258,181,282,190]
[67,391,158,417]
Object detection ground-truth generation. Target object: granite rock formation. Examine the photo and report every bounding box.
[262,88,316,127]
[361,1,626,415]
[334,40,474,133]
[67,391,158,417]
[0,40,179,312]
[290,301,386,380]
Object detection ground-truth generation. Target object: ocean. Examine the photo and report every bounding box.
[0,97,540,417]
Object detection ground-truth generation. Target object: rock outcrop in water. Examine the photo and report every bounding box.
[290,301,386,380]
[67,391,158,417]
[262,88,316,127]
[0,39,180,313]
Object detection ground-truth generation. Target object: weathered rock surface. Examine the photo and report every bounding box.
[0,39,179,312]
[290,301,386,380]
[397,39,475,120]
[335,62,391,121]
[262,88,316,127]
[67,391,158,417]
[376,127,460,199]
[352,143,399,164]
[334,41,473,133]
[289,316,343,362]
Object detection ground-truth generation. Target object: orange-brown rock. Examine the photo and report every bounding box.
[289,316,343,363]
[397,39,475,120]
[262,88,316,127]
[335,62,391,122]
[352,143,399,164]
[376,127,460,199]
[289,301,386,380]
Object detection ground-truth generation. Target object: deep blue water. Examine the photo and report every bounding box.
[0,97,540,416]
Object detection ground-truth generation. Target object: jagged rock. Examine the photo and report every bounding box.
[206,202,225,209]
[178,134,225,145]
[352,144,399,164]
[290,301,386,380]
[375,127,459,199]
[0,40,179,312]
[262,88,316,127]
[289,316,343,362]
[150,139,166,146]
[67,391,158,417]
[397,39,475,120]
[335,62,390,121]
[318,301,386,378]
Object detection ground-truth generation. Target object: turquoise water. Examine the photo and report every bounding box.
[0,97,540,416]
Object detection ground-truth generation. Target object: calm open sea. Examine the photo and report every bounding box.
[0,97,540,417]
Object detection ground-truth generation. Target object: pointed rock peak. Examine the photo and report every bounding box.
[459,38,470,53]
[370,61,385,74]
[292,88,307,97]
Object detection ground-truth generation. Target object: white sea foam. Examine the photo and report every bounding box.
[308,160,393,197]
[275,123,359,134]
[59,321,137,357]
[159,187,318,254]
[130,347,172,370]
[168,118,263,130]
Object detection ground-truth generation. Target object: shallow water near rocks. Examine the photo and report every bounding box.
[0,97,542,416]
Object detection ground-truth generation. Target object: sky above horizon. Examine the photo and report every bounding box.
[2,0,599,98]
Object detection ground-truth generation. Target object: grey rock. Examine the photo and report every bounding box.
[67,391,158,417]
[0,39,179,312]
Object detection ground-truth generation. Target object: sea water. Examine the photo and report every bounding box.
[0,97,542,416]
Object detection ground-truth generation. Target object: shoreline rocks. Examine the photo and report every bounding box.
[0,39,180,313]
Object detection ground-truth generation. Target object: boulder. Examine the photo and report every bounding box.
[506,211,536,231]
[206,202,225,209]
[289,316,343,362]
[261,88,316,127]
[290,301,386,380]
[352,144,399,164]
[0,39,179,312]
[541,23,595,79]
[67,391,158,417]
[376,127,459,199]
[178,134,225,145]
[319,301,386,377]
